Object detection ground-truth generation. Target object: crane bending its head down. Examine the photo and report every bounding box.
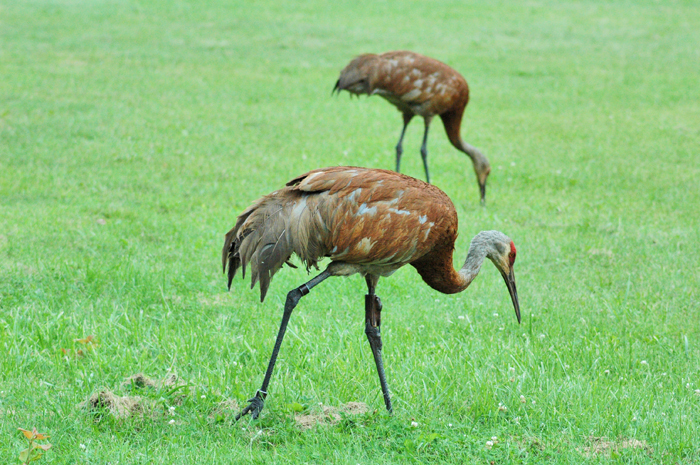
[223,166,519,420]
[333,51,491,204]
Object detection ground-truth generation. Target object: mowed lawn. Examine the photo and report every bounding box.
[1,0,699,463]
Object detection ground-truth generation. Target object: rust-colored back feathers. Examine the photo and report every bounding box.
[334,51,470,119]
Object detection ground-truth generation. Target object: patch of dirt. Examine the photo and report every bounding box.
[579,436,652,457]
[78,390,150,419]
[121,372,179,390]
[294,402,370,430]
[342,402,370,415]
[80,373,193,420]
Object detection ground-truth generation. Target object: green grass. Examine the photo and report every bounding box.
[1,0,699,462]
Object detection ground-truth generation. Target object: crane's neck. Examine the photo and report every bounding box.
[440,112,489,171]
[458,141,488,169]
[457,240,490,290]
[412,235,491,295]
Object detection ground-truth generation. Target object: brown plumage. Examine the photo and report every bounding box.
[223,166,519,419]
[333,51,491,203]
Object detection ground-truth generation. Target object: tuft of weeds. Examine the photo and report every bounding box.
[17,428,51,464]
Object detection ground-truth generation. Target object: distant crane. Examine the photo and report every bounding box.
[223,166,519,419]
[334,51,491,204]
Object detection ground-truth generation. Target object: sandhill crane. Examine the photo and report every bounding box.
[333,51,491,204]
[223,166,519,419]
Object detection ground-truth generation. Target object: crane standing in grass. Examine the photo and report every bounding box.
[223,166,519,419]
[333,51,491,204]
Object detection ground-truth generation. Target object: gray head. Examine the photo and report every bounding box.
[460,142,490,205]
[472,230,520,323]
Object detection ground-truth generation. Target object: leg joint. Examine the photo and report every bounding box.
[286,288,303,307]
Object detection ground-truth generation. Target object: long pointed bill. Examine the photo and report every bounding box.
[479,182,486,206]
[501,268,520,324]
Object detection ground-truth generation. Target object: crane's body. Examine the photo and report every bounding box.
[223,166,519,419]
[333,51,491,203]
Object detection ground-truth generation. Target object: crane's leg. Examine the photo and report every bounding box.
[236,269,332,420]
[395,113,414,173]
[364,274,393,413]
[420,117,433,184]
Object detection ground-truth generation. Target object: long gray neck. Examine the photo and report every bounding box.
[460,141,489,169]
[458,238,489,287]
[458,230,503,288]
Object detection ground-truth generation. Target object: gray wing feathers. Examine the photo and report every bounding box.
[222,190,332,302]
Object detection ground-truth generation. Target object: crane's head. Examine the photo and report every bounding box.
[476,163,490,205]
[482,231,520,323]
[461,143,490,205]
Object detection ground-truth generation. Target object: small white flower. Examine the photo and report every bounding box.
[640,360,648,366]
[458,315,465,320]
[498,403,507,412]
[694,389,700,396]
[520,395,526,403]
[79,444,86,450]
[232,361,238,366]
[448,423,453,427]
[493,313,499,317]
[411,421,419,428]
[169,406,176,412]
[632,416,637,421]
[201,395,206,399]
[531,400,536,405]
[485,440,494,449]
[169,419,176,424]
[604,370,610,375]
[508,367,516,374]
[491,436,498,442]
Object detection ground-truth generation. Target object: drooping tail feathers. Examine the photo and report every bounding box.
[222,189,331,302]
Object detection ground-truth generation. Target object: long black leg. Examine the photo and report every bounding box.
[236,269,332,420]
[420,117,433,184]
[396,113,413,173]
[364,275,393,413]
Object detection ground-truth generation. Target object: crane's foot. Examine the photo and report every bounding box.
[235,390,266,420]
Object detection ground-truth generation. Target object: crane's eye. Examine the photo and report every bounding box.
[508,252,516,267]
